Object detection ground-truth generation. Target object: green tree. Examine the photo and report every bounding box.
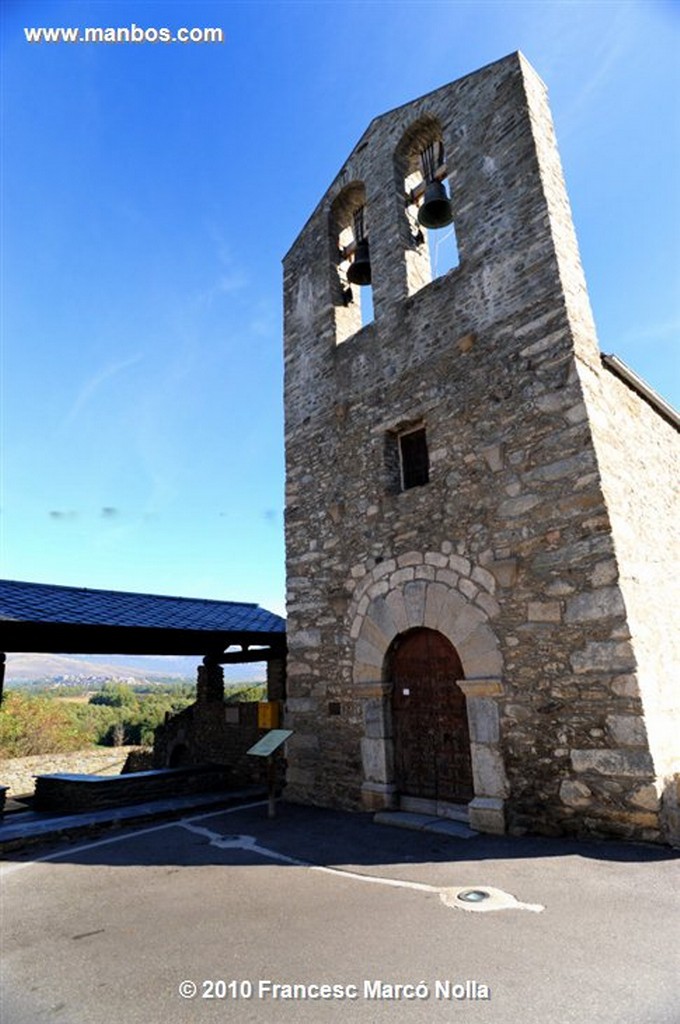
[225,683,266,703]
[89,681,138,708]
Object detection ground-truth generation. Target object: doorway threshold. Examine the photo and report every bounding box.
[398,796,470,823]
[374,811,478,839]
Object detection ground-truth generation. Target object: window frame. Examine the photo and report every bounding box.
[398,425,430,491]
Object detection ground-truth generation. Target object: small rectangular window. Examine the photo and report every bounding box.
[400,427,429,490]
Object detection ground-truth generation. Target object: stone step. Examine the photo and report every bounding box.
[374,811,478,839]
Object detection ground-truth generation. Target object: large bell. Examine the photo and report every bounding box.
[417,180,454,229]
[347,238,372,286]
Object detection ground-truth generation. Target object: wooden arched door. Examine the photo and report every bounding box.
[390,628,473,804]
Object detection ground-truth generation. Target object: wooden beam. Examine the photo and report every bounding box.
[0,622,285,658]
[218,648,278,664]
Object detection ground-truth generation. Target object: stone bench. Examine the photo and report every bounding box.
[33,763,231,813]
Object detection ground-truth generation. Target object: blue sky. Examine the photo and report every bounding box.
[1,0,679,620]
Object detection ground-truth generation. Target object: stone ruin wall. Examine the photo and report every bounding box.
[154,658,287,788]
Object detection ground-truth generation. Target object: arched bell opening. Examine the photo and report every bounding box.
[394,116,459,296]
[329,183,374,343]
[384,627,474,812]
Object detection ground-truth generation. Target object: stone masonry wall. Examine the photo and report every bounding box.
[1,747,142,800]
[575,360,680,842]
[282,52,676,842]
[154,658,287,787]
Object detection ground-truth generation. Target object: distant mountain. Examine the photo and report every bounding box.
[4,652,266,686]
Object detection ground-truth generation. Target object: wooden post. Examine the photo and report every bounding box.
[246,729,292,818]
[267,756,276,818]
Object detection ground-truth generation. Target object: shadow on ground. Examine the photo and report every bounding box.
[7,801,678,872]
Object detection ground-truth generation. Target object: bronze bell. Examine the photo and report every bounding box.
[418,180,454,229]
[347,238,372,286]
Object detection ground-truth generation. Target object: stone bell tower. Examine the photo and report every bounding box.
[282,52,680,843]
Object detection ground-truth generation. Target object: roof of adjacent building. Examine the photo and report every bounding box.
[601,354,680,431]
[0,579,285,657]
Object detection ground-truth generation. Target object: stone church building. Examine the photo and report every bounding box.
[281,52,679,843]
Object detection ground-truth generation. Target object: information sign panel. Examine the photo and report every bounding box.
[247,729,293,758]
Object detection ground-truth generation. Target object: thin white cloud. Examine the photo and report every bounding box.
[510,2,637,142]
[614,318,680,348]
[198,268,249,305]
[65,352,144,425]
[195,224,249,307]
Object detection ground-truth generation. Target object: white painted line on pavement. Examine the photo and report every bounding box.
[174,820,544,911]
[0,801,268,877]
[1,805,544,912]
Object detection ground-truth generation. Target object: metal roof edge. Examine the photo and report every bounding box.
[601,354,680,432]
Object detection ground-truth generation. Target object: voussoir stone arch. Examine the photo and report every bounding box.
[348,550,502,685]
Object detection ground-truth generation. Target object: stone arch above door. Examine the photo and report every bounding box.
[348,550,502,682]
[346,550,508,834]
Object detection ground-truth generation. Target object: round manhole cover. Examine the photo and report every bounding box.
[457,889,490,903]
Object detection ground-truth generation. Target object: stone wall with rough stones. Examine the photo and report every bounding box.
[1,747,142,799]
[574,360,680,840]
[153,659,286,788]
[282,52,679,843]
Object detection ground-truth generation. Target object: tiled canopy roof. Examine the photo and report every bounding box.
[0,580,285,656]
[0,580,285,633]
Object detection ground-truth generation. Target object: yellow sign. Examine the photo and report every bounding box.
[257,701,280,729]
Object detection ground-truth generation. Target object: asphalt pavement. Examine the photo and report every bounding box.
[1,800,678,1024]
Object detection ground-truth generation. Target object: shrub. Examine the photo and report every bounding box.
[225,683,266,703]
[0,686,196,758]
[0,692,93,758]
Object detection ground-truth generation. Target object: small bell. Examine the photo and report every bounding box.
[417,141,454,230]
[346,205,371,286]
[347,238,371,286]
[417,180,454,229]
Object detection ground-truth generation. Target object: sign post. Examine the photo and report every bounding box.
[247,729,293,818]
